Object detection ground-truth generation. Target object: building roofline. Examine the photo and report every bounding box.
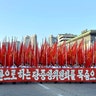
[66,30,96,43]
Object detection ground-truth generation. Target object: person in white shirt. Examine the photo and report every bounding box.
[11,63,17,68]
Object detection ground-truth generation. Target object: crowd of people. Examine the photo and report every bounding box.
[0,62,96,68]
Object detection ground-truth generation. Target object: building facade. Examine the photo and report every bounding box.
[48,35,57,46]
[24,34,37,48]
[48,34,76,46]
[58,33,76,46]
[66,30,96,48]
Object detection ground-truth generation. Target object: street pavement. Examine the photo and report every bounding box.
[0,82,96,96]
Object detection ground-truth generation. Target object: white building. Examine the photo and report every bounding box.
[58,33,76,46]
[48,35,57,46]
[24,34,37,48]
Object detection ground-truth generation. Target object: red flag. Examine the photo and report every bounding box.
[77,39,84,66]
[58,46,62,66]
[0,43,2,65]
[1,42,6,67]
[6,42,13,67]
[47,45,51,66]
[31,45,35,67]
[18,42,23,66]
[85,45,93,67]
[39,39,48,67]
[62,41,67,66]
[93,41,96,65]
[33,43,38,67]
[51,42,57,66]
[39,43,44,66]
[71,41,77,66]
[25,42,32,66]
[67,43,71,66]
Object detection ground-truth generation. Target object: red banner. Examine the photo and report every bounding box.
[0,68,96,82]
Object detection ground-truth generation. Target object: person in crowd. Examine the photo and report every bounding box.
[0,63,3,68]
[11,63,17,68]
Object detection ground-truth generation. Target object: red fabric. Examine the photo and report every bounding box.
[77,39,84,66]
[0,68,96,83]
